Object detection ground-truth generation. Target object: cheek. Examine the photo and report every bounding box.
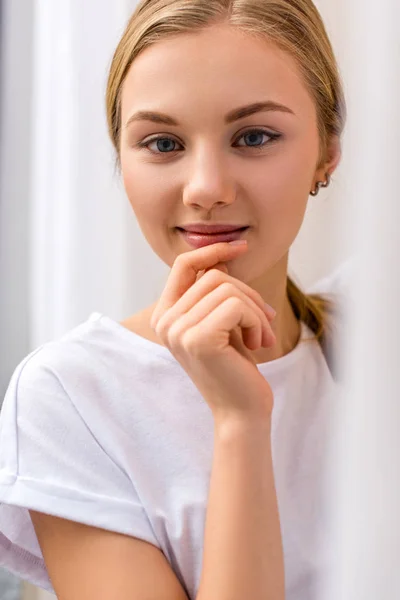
[120,160,179,268]
[259,138,317,206]
[121,158,167,220]
[247,156,311,216]
[121,161,177,263]
[244,149,314,251]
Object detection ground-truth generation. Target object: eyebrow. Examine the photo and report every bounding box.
[124,101,295,129]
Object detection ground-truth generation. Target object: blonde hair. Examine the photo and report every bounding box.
[105,0,347,376]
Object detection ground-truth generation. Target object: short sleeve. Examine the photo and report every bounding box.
[0,348,160,594]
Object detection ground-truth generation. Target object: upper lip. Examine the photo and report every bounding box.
[178,223,249,234]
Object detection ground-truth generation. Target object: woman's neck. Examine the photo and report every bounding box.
[120,295,301,365]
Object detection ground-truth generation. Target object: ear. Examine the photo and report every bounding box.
[314,135,342,183]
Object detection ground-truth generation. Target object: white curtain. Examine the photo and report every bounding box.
[27,0,171,351]
[0,0,399,599]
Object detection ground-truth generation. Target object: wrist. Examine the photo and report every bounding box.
[213,410,272,440]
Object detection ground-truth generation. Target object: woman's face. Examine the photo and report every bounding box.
[119,23,339,287]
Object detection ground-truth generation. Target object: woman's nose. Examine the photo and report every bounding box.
[182,152,236,210]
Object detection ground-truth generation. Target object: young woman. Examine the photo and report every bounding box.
[0,1,351,598]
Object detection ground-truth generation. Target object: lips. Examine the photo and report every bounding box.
[178,227,249,249]
[179,224,248,234]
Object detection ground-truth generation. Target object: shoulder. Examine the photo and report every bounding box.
[8,319,100,395]
[3,314,125,425]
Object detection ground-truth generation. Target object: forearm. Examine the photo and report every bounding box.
[196,415,285,600]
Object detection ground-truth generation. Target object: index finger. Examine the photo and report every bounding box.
[150,241,248,327]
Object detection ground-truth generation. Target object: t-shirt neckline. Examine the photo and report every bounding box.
[88,312,315,371]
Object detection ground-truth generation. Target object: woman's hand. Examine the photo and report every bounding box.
[150,241,277,422]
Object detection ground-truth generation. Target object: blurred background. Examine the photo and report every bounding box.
[1,0,398,599]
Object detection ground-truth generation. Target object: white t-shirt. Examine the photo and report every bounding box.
[0,259,354,599]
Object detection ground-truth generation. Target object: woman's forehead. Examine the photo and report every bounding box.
[121,27,315,124]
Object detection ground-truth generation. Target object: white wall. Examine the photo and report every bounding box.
[290,0,356,287]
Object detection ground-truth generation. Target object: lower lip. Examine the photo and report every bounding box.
[178,228,249,248]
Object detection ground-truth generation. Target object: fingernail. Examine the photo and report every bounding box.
[265,303,276,318]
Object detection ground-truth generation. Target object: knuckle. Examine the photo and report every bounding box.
[181,328,202,355]
[227,295,242,309]
[167,321,184,348]
[219,281,236,296]
[174,253,187,269]
[154,317,168,338]
[203,268,223,282]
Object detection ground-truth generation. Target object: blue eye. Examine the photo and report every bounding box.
[235,129,279,149]
[137,137,182,154]
[136,128,280,155]
[151,138,179,153]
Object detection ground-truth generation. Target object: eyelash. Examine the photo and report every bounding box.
[135,128,281,156]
